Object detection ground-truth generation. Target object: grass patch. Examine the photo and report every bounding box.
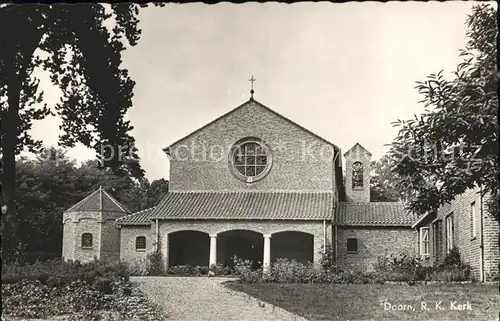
[225,282,499,321]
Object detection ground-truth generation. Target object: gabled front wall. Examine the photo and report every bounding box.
[168,101,337,192]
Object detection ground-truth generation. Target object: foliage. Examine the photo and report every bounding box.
[2,278,165,320]
[146,251,164,276]
[94,277,114,294]
[374,249,471,282]
[209,263,233,276]
[2,259,130,286]
[370,154,409,202]
[0,4,169,263]
[167,265,209,276]
[387,4,498,219]
[3,147,168,263]
[233,257,262,283]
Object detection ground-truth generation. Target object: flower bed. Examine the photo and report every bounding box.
[2,259,166,320]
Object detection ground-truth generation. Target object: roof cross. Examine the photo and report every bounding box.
[249,75,256,98]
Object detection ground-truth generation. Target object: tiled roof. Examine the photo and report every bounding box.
[66,187,130,214]
[116,207,156,225]
[335,202,417,226]
[149,191,334,220]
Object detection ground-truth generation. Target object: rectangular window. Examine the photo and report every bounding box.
[446,214,454,251]
[420,227,430,257]
[346,238,358,253]
[81,233,93,248]
[135,236,146,251]
[471,202,477,239]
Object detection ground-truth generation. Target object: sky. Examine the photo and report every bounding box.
[25,1,492,181]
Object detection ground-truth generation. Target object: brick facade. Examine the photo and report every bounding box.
[120,225,155,266]
[63,98,498,282]
[168,100,340,193]
[416,188,499,281]
[62,210,124,263]
[336,226,415,272]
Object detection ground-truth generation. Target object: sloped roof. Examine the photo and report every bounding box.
[149,191,334,220]
[163,98,340,152]
[343,143,372,157]
[116,207,155,225]
[65,186,130,214]
[335,202,417,226]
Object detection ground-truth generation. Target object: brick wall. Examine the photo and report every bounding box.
[422,187,500,281]
[119,225,155,267]
[336,226,415,272]
[62,210,126,264]
[168,101,337,192]
[62,214,74,261]
[72,212,101,263]
[99,213,123,262]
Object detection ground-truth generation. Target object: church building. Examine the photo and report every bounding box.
[62,93,499,281]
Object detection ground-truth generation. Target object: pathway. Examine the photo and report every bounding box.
[131,276,307,321]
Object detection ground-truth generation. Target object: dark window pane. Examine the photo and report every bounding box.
[234,154,245,165]
[235,166,245,175]
[255,166,266,175]
[136,236,146,250]
[256,156,267,165]
[256,145,266,155]
[246,166,256,176]
[245,156,255,165]
[82,233,93,248]
[347,238,358,252]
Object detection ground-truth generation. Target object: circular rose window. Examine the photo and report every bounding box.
[229,138,272,183]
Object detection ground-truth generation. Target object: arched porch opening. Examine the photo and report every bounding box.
[217,230,263,269]
[168,230,209,267]
[271,231,314,264]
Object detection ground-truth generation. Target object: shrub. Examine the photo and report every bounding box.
[93,277,113,294]
[269,258,323,284]
[209,263,233,276]
[233,257,262,283]
[146,251,164,276]
[1,259,130,287]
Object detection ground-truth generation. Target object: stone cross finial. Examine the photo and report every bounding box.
[249,75,256,98]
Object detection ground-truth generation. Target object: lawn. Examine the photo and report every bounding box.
[225,282,499,321]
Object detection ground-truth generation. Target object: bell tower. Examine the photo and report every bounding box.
[344,143,371,203]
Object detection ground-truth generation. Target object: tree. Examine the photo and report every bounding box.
[7,145,167,263]
[370,155,408,202]
[0,3,162,255]
[387,4,498,219]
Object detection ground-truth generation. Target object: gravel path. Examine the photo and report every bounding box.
[131,276,300,321]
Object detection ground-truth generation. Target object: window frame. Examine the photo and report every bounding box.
[445,213,454,252]
[432,219,442,261]
[352,161,364,189]
[419,227,430,257]
[228,137,273,183]
[135,236,147,251]
[346,238,358,254]
[81,233,93,249]
[471,201,477,239]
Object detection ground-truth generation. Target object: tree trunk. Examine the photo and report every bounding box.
[0,6,44,261]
